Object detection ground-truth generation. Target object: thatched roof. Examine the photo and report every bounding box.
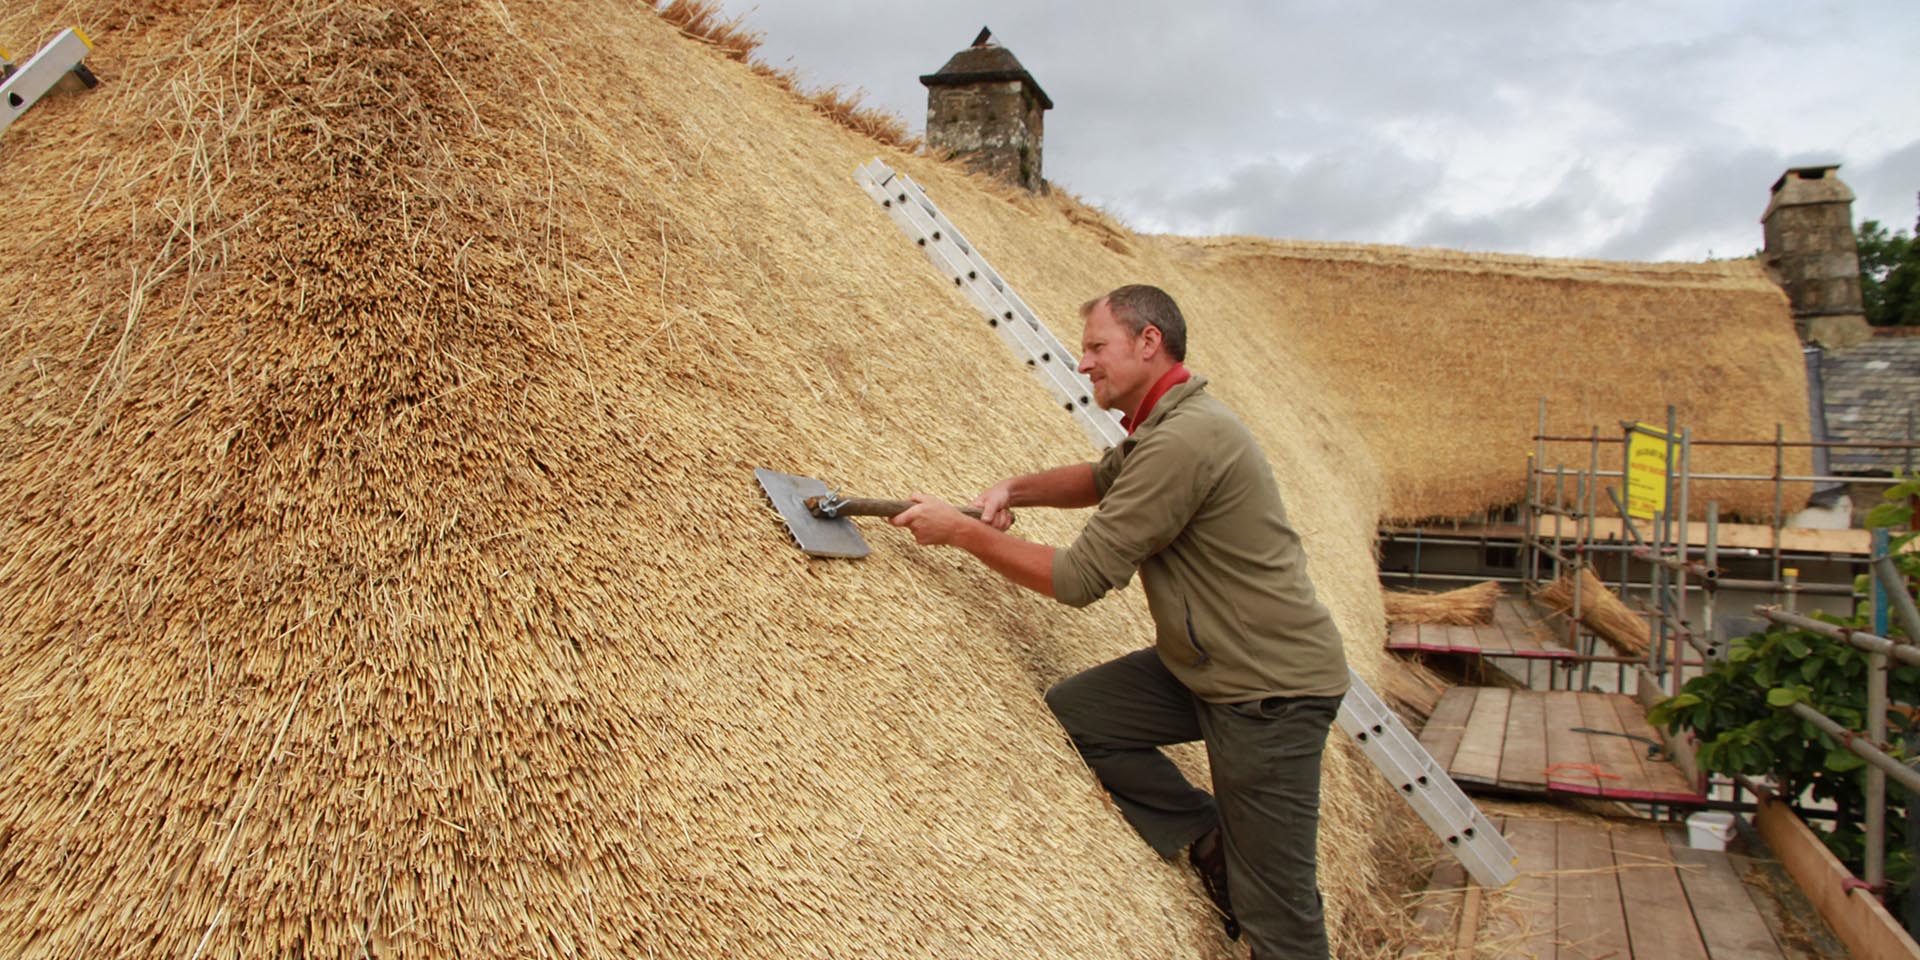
[0,3,1409,956]
[0,1,1814,955]
[1147,237,1814,520]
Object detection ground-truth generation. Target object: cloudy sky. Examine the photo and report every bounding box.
[712,0,1918,263]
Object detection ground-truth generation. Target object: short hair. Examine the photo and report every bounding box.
[1080,284,1188,362]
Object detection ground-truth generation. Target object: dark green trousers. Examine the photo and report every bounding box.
[1045,647,1341,959]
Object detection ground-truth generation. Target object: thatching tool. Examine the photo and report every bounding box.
[754,467,996,559]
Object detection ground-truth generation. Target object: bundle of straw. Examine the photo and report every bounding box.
[1532,567,1652,656]
[1382,581,1500,625]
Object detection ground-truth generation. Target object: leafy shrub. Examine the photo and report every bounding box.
[1650,474,1920,895]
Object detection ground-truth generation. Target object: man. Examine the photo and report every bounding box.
[890,284,1349,959]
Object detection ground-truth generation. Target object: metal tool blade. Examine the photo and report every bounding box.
[754,468,871,559]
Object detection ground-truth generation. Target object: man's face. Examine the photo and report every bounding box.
[1079,301,1156,413]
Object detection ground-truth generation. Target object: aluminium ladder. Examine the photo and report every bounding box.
[1,28,98,138]
[854,158,1518,890]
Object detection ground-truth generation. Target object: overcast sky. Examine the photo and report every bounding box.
[712,0,1918,263]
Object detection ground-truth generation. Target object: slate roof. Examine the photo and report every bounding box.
[1821,335,1920,473]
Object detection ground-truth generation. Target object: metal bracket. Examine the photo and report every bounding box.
[2,28,99,139]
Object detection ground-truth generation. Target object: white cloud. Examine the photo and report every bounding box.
[717,0,1920,261]
[1852,142,1920,234]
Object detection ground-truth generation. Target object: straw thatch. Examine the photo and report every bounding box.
[1533,567,1654,657]
[0,2,1419,956]
[656,0,920,150]
[0,0,1820,952]
[1383,582,1501,626]
[1152,235,1814,521]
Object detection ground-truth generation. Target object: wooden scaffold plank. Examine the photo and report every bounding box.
[1555,821,1632,960]
[1419,687,1477,772]
[1541,691,1605,797]
[1474,623,1511,657]
[1610,825,1709,960]
[1572,694,1659,801]
[1485,817,1559,959]
[1451,688,1512,786]
[1389,621,1424,652]
[1442,623,1482,655]
[1498,692,1551,792]
[1667,836,1786,960]
[1612,695,1702,801]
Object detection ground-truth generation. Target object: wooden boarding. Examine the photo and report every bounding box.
[1541,690,1595,780]
[1439,623,1481,655]
[1558,819,1633,959]
[1611,827,1709,960]
[1450,688,1511,786]
[1421,684,1476,772]
[1384,522,1531,541]
[1399,858,1468,959]
[1634,667,1705,792]
[1498,691,1550,791]
[1570,693,1654,796]
[1473,623,1506,656]
[1389,621,1421,650]
[1670,841,1787,959]
[1610,697,1703,800]
[1386,595,1576,660]
[1495,598,1550,657]
[1418,688,1705,804]
[1752,787,1920,960]
[1386,518,1920,557]
[1488,818,1558,959]
[1529,515,1919,557]
[1407,816,1794,959]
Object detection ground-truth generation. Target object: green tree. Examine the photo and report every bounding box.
[1859,194,1920,326]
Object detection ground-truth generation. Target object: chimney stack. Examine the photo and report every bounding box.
[1763,165,1871,347]
[920,28,1051,192]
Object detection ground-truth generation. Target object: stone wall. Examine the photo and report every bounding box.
[1765,207,1863,316]
[1763,166,1869,346]
[925,82,1045,192]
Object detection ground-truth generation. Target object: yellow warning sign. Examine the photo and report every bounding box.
[1626,425,1671,521]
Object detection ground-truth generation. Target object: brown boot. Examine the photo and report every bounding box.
[1188,826,1240,941]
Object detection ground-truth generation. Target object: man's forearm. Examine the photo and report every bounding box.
[1008,463,1100,510]
[952,522,1057,599]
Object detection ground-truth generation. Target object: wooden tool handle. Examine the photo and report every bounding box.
[806,496,991,521]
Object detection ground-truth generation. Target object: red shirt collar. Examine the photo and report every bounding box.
[1122,363,1191,434]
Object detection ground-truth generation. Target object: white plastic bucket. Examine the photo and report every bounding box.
[1687,811,1737,851]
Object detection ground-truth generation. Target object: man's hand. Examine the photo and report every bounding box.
[891,492,1058,599]
[969,481,1017,531]
[890,493,976,546]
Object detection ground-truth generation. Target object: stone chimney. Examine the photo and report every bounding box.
[1763,164,1871,347]
[919,28,1051,192]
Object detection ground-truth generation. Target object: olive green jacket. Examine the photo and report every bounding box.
[1050,376,1349,703]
